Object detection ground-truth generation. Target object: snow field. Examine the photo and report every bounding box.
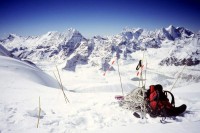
[0,55,200,133]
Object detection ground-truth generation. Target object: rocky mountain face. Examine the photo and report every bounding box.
[0,44,13,57]
[159,37,200,66]
[0,25,199,71]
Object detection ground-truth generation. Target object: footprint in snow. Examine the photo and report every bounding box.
[26,108,46,118]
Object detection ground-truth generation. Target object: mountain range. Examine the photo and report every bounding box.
[0,25,199,71]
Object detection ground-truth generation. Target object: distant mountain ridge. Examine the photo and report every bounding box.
[0,25,199,71]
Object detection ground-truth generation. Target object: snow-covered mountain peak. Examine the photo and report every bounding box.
[122,27,143,33]
[166,25,180,39]
[63,28,80,36]
[93,35,108,41]
[154,25,194,41]
[156,28,171,40]
[115,28,144,41]
[177,27,194,37]
[67,28,77,32]
[44,31,58,36]
[7,33,21,41]
[61,28,85,43]
[36,28,84,44]
[165,25,176,31]
[7,34,16,39]
[38,31,59,41]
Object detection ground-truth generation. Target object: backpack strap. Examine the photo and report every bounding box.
[164,91,175,107]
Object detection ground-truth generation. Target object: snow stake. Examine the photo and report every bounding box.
[53,66,70,103]
[37,96,41,128]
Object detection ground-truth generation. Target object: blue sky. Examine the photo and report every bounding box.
[0,0,199,38]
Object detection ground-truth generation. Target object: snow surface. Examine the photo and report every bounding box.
[0,54,200,133]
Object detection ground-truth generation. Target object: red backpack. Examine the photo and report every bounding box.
[135,60,187,117]
[146,84,181,117]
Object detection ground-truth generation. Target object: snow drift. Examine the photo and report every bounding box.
[0,56,60,88]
